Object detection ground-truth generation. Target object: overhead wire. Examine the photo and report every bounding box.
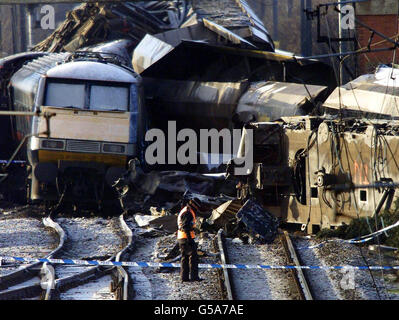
[370,126,391,299]
[323,9,385,299]
[369,11,399,299]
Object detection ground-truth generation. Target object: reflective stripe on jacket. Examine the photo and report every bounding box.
[177,206,196,239]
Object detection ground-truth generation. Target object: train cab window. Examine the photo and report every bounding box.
[89,85,128,111]
[45,83,85,109]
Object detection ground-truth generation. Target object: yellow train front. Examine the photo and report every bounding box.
[9,52,145,205]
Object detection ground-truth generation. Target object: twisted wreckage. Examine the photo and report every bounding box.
[1,1,398,240]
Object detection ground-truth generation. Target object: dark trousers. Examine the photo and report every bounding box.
[178,238,199,281]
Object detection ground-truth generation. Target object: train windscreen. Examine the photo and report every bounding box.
[45,83,85,109]
[45,81,129,111]
[90,85,128,111]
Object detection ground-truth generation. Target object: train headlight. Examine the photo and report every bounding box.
[103,143,126,154]
[41,139,65,150]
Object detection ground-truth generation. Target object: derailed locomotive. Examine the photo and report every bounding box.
[4,51,145,205]
[229,116,399,233]
[225,65,399,233]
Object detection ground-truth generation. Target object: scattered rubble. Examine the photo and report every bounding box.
[117,164,280,243]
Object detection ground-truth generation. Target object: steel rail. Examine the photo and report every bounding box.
[48,214,133,300]
[0,215,65,300]
[111,214,133,300]
[216,229,234,300]
[281,231,313,300]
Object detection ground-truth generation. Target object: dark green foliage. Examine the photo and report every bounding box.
[316,205,399,248]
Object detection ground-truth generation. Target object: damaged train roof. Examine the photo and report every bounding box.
[234,81,329,123]
[31,0,333,87]
[28,0,336,135]
[324,64,399,118]
[33,0,274,55]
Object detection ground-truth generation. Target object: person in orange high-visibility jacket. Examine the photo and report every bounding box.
[177,198,202,282]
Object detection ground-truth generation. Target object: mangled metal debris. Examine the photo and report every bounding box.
[147,215,178,234]
[33,0,274,55]
[204,198,279,243]
[134,24,334,132]
[234,81,329,124]
[33,1,188,53]
[114,161,236,215]
[236,199,279,243]
[112,142,279,242]
[131,20,255,73]
[134,214,160,227]
[205,199,242,233]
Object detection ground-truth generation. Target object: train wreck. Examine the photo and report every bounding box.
[0,0,397,237]
[1,0,399,303]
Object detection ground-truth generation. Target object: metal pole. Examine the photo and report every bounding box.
[11,5,17,53]
[26,4,35,50]
[272,0,278,41]
[339,0,350,84]
[301,0,312,57]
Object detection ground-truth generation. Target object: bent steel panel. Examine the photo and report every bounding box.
[236,81,328,122]
[145,78,248,130]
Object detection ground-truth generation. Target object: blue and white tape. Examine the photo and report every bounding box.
[1,256,398,271]
[0,160,26,164]
[297,220,399,250]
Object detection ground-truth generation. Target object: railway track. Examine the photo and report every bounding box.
[126,220,223,300]
[0,213,133,300]
[216,229,313,300]
[49,214,133,300]
[280,231,313,300]
[0,216,64,300]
